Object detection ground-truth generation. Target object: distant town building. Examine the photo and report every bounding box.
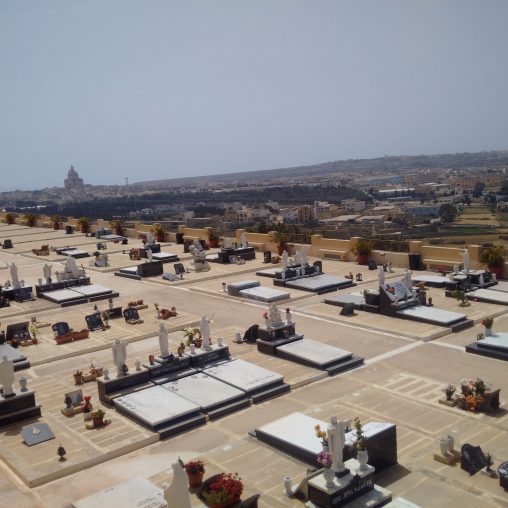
[64,166,84,190]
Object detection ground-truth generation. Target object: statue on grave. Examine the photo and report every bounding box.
[0,355,15,397]
[164,462,192,508]
[6,262,20,289]
[146,248,153,263]
[43,263,52,284]
[64,255,81,278]
[328,415,347,474]
[268,303,283,327]
[146,231,155,246]
[377,266,385,286]
[403,268,412,290]
[158,323,169,357]
[461,249,470,274]
[193,239,203,252]
[300,245,309,267]
[112,339,127,377]
[200,315,211,350]
[240,232,248,249]
[282,250,289,271]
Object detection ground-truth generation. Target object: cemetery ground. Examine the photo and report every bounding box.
[0,227,507,507]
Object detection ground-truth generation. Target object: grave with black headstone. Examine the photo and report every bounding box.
[174,263,186,277]
[123,306,142,323]
[461,444,489,476]
[52,322,72,336]
[85,314,105,331]
[3,239,13,249]
[340,303,356,316]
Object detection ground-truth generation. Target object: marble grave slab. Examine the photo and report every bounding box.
[276,339,352,367]
[239,285,290,302]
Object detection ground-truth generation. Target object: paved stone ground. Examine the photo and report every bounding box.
[0,227,507,508]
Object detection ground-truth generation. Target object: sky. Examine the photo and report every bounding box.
[1,0,508,191]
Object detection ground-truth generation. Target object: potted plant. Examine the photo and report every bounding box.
[51,215,61,230]
[184,460,206,488]
[184,327,202,347]
[78,216,90,233]
[24,213,37,227]
[200,472,243,508]
[452,289,470,307]
[208,230,220,249]
[109,219,125,236]
[272,231,289,256]
[480,245,504,279]
[153,223,166,242]
[91,408,105,427]
[351,239,373,265]
[482,317,494,336]
[353,417,368,469]
[5,212,15,224]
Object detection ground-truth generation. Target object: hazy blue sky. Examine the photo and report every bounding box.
[1,1,508,191]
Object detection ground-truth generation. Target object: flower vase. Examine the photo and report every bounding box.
[357,450,369,470]
[323,467,335,489]
[485,327,493,337]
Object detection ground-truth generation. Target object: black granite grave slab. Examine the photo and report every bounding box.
[0,391,41,427]
[97,370,151,404]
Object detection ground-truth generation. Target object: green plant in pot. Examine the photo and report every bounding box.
[78,216,90,233]
[109,219,125,236]
[24,213,37,227]
[480,245,504,279]
[272,231,290,256]
[51,215,61,230]
[5,212,15,224]
[152,223,166,242]
[351,239,373,265]
[208,230,220,248]
[91,408,105,427]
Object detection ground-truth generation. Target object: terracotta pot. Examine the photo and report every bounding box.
[156,233,165,242]
[194,339,203,348]
[187,471,204,488]
[357,254,369,265]
[489,266,503,279]
[53,224,60,230]
[209,239,219,248]
[74,374,83,385]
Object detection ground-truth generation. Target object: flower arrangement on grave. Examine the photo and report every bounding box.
[316,450,333,469]
[201,472,243,507]
[314,424,328,449]
[459,378,489,411]
[183,460,206,487]
[183,327,202,346]
[442,384,456,401]
[91,408,105,426]
[482,317,493,329]
[353,418,367,451]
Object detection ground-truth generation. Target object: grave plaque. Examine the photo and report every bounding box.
[6,322,30,341]
[85,314,105,331]
[21,423,55,446]
[461,444,488,475]
[123,307,140,322]
[174,263,186,276]
[14,287,32,302]
[52,322,72,336]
